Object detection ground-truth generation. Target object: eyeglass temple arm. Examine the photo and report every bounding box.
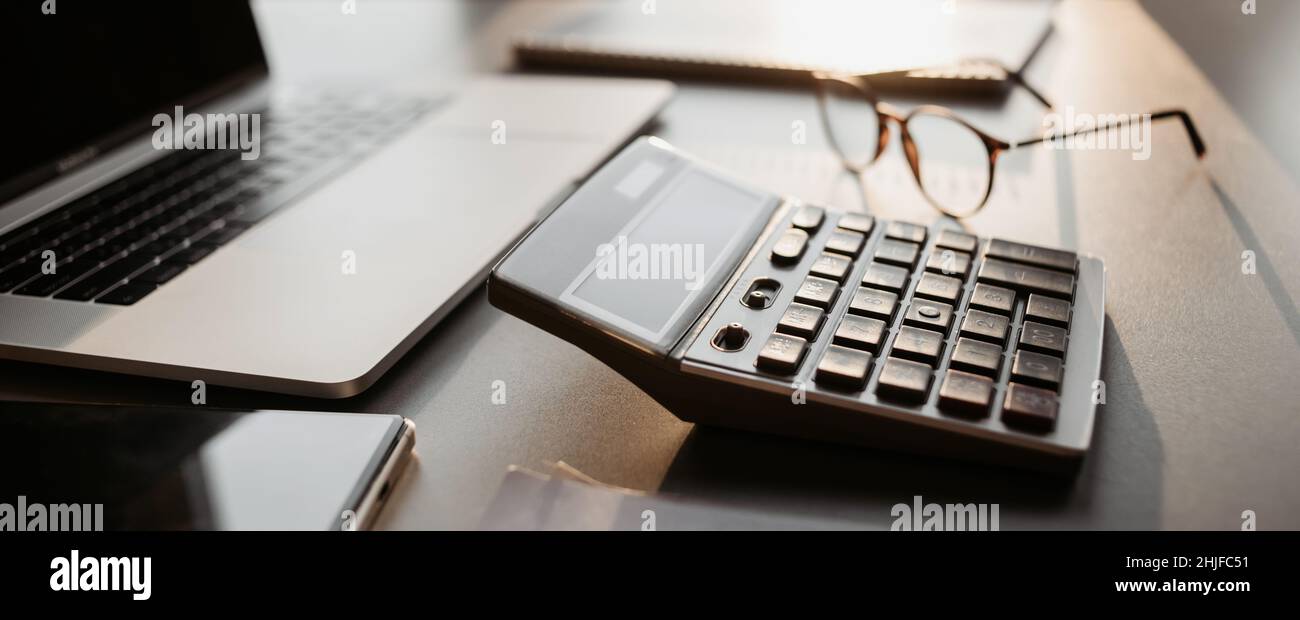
[999,63,1054,109]
[1009,109,1207,158]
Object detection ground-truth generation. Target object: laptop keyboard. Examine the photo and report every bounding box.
[0,94,435,305]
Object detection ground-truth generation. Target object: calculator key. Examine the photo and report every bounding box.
[712,323,750,351]
[876,357,933,403]
[938,369,994,418]
[903,299,954,334]
[771,227,809,265]
[1025,293,1071,327]
[948,337,1003,377]
[837,213,875,234]
[815,345,872,390]
[848,287,899,321]
[824,228,866,257]
[741,277,780,309]
[968,283,1015,315]
[755,333,808,374]
[776,302,825,340]
[874,238,919,267]
[1010,350,1063,390]
[1001,383,1059,432]
[886,221,927,244]
[1018,320,1068,356]
[791,205,825,231]
[833,314,886,352]
[913,272,962,303]
[861,262,909,292]
[890,325,945,366]
[742,289,775,309]
[809,252,852,283]
[794,275,839,309]
[934,229,978,253]
[959,309,1009,344]
[977,257,1074,299]
[985,238,1076,273]
[925,249,971,278]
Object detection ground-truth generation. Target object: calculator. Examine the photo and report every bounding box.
[489,137,1105,473]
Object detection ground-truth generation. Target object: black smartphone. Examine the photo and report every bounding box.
[0,402,415,531]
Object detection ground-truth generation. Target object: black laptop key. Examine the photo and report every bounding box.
[201,222,250,247]
[54,252,158,301]
[95,282,158,306]
[135,261,188,286]
[175,243,218,265]
[12,258,100,297]
[0,260,43,293]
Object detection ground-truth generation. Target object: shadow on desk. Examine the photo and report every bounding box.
[657,316,1163,530]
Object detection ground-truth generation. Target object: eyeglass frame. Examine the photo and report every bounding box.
[812,63,1206,218]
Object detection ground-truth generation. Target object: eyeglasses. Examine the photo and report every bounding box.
[813,65,1206,218]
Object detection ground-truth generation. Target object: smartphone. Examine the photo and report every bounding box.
[0,402,415,531]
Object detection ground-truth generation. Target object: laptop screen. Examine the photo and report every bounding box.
[0,0,268,204]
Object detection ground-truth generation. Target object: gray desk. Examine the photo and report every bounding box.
[4,0,1298,530]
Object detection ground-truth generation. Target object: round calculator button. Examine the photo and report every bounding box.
[919,306,941,319]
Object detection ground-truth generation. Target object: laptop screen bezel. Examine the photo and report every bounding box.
[0,4,270,207]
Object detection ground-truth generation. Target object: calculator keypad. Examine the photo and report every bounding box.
[690,206,1088,448]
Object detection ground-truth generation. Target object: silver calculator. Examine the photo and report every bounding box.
[490,137,1105,473]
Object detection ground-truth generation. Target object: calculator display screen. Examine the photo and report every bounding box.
[562,168,770,343]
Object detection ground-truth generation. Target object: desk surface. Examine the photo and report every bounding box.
[4,0,1298,530]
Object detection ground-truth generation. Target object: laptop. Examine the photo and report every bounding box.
[0,1,673,397]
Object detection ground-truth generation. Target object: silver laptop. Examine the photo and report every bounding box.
[0,2,672,397]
